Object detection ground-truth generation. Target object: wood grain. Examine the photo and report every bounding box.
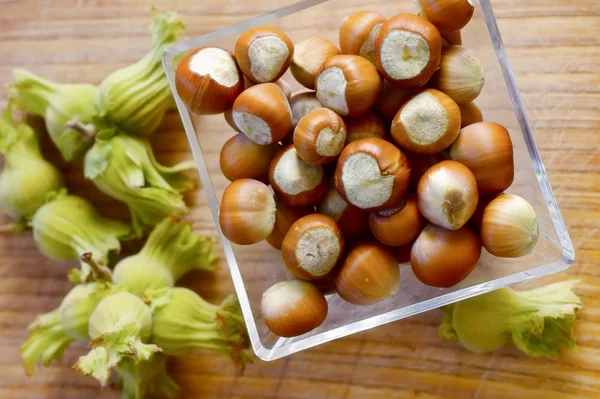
[0,0,599,398]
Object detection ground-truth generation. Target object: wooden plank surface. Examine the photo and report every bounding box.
[1,0,599,398]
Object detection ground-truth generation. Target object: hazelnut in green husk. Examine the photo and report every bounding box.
[146,287,251,371]
[95,9,185,136]
[440,280,582,358]
[21,282,117,374]
[8,69,97,161]
[84,130,195,235]
[31,190,131,283]
[59,282,117,340]
[113,217,217,296]
[74,292,161,386]
[0,109,63,222]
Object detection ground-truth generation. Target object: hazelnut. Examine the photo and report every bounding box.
[269,145,330,207]
[175,47,244,115]
[294,108,347,165]
[235,26,294,84]
[375,13,442,88]
[232,83,292,145]
[281,214,345,280]
[334,138,411,211]
[315,55,382,117]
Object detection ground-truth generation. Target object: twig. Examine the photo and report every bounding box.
[66,119,96,140]
[80,252,113,282]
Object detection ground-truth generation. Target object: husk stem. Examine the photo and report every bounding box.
[440,280,582,359]
[8,69,97,161]
[116,353,179,399]
[112,218,217,295]
[74,292,161,387]
[83,130,195,235]
[0,108,64,220]
[80,252,114,282]
[31,189,132,284]
[146,287,251,371]
[95,9,185,136]
[21,309,74,375]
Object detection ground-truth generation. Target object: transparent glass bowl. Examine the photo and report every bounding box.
[163,0,574,360]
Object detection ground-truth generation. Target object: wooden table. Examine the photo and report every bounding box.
[1,0,599,398]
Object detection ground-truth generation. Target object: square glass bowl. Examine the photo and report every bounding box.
[163,0,574,360]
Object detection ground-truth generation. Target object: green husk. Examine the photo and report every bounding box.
[113,218,217,295]
[21,309,74,375]
[74,292,161,386]
[439,280,582,359]
[83,129,195,235]
[8,69,97,161]
[59,282,117,340]
[0,109,64,221]
[31,190,132,283]
[146,287,250,371]
[95,9,185,136]
[116,354,179,399]
[0,112,64,222]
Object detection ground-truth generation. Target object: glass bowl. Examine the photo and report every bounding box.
[162,0,574,361]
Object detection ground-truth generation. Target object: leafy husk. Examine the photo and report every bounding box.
[74,292,161,386]
[84,130,195,235]
[0,108,64,220]
[440,280,582,359]
[8,69,97,161]
[95,9,185,136]
[59,282,117,340]
[146,287,251,371]
[116,353,180,399]
[31,189,131,283]
[112,217,217,295]
[21,309,74,375]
